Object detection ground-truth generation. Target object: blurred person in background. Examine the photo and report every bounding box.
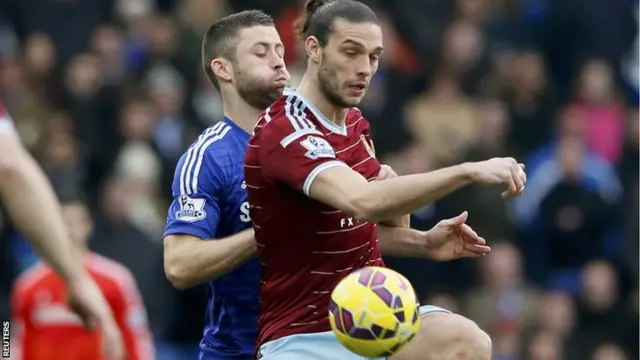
[513,107,623,286]
[565,260,638,359]
[538,291,576,339]
[463,242,540,344]
[568,59,625,164]
[502,50,557,159]
[91,174,170,338]
[537,136,617,287]
[11,196,153,360]
[526,329,563,360]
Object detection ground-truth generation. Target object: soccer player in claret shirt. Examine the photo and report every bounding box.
[245,1,527,359]
[162,10,289,360]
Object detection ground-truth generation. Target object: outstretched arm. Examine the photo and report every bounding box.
[378,211,491,261]
[308,158,524,222]
[259,119,524,223]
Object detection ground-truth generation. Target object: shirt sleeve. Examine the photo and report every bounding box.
[259,114,349,196]
[164,148,225,240]
[109,268,154,360]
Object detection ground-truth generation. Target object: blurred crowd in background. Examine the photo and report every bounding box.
[0,0,638,359]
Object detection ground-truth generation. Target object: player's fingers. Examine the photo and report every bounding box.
[448,211,468,225]
[511,166,524,193]
[501,168,518,198]
[463,242,491,255]
[459,224,484,244]
[519,164,527,186]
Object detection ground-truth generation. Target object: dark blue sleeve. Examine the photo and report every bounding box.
[164,148,225,240]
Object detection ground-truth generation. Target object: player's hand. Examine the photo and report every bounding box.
[67,275,126,360]
[420,211,491,261]
[467,158,526,198]
[376,164,397,181]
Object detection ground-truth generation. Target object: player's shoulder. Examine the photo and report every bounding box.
[183,121,237,159]
[13,262,51,295]
[86,254,137,292]
[254,89,324,142]
[174,121,236,188]
[346,107,369,131]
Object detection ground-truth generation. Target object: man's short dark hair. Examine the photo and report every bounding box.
[295,0,378,46]
[201,10,274,91]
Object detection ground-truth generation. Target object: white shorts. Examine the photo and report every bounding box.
[257,305,450,360]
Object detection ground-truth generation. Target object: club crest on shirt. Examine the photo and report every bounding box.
[361,135,376,158]
[300,136,336,160]
[176,194,207,222]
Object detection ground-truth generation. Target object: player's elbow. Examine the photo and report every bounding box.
[347,193,388,223]
[164,261,193,290]
[163,239,194,290]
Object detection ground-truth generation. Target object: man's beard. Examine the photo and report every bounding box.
[318,59,355,108]
[235,70,284,109]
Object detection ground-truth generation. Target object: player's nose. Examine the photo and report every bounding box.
[272,55,285,70]
[355,59,372,78]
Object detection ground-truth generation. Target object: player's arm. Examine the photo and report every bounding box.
[308,163,523,222]
[163,151,255,289]
[259,121,524,223]
[163,230,255,289]
[0,129,86,284]
[375,165,409,228]
[377,225,425,257]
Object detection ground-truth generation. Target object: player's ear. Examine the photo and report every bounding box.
[305,36,322,64]
[211,58,233,84]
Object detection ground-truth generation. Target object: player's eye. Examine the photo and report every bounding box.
[343,50,359,57]
[255,52,267,58]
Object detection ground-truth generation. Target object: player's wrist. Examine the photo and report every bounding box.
[458,162,479,185]
[411,229,432,258]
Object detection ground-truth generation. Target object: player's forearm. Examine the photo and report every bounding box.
[377,225,425,257]
[354,164,473,222]
[163,229,256,289]
[0,143,86,283]
[379,214,410,228]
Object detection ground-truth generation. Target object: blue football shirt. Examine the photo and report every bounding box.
[164,117,259,359]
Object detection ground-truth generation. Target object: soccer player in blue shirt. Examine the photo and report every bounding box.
[162,11,289,360]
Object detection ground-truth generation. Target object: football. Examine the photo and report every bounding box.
[329,266,420,358]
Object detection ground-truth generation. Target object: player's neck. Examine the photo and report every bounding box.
[222,94,261,135]
[297,74,349,126]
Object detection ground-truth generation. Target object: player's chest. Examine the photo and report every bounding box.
[327,133,380,180]
[218,173,251,234]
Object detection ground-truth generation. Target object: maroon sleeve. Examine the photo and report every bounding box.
[259,113,348,196]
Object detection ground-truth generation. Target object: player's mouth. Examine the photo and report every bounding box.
[347,82,367,95]
[274,75,289,86]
